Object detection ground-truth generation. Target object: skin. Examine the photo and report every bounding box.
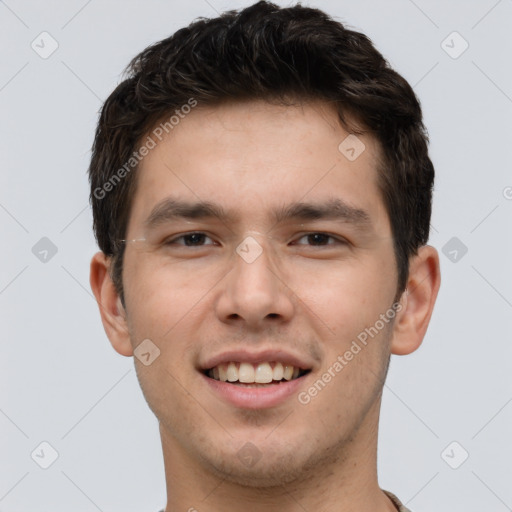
[90,99,440,512]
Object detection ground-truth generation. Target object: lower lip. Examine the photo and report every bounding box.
[201,373,307,409]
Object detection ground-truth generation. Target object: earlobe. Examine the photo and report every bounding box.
[89,251,133,357]
[391,245,441,356]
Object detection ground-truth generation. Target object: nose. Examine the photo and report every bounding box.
[215,237,295,330]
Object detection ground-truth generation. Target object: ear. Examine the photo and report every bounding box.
[89,251,133,357]
[391,245,441,355]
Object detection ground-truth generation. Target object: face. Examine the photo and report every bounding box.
[119,99,403,486]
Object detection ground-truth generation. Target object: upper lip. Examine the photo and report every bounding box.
[200,349,316,371]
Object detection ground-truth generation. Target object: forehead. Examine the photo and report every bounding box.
[127,99,390,235]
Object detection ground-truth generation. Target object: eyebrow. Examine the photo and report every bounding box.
[144,197,373,232]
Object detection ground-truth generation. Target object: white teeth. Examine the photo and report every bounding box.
[208,361,306,383]
[218,364,228,382]
[273,362,284,381]
[255,362,273,383]
[239,362,255,383]
[226,362,238,382]
[283,365,294,381]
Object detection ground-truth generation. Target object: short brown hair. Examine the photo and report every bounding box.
[88,0,434,305]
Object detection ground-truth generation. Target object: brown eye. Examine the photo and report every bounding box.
[294,233,346,246]
[166,232,215,246]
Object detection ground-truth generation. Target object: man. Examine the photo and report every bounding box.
[89,1,440,510]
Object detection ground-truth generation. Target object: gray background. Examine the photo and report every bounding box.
[1,0,511,510]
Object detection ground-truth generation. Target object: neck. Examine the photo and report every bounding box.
[160,398,397,512]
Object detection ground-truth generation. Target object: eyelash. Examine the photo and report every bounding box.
[164,232,347,248]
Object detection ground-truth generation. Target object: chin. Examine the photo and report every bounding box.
[206,454,307,488]
[200,438,339,489]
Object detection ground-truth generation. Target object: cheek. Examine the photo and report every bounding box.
[294,261,395,400]
[133,357,204,445]
[123,257,220,338]
[293,259,391,331]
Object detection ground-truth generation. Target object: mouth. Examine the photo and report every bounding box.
[199,350,315,409]
[203,361,311,387]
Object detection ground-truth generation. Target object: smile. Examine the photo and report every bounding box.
[205,361,310,386]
